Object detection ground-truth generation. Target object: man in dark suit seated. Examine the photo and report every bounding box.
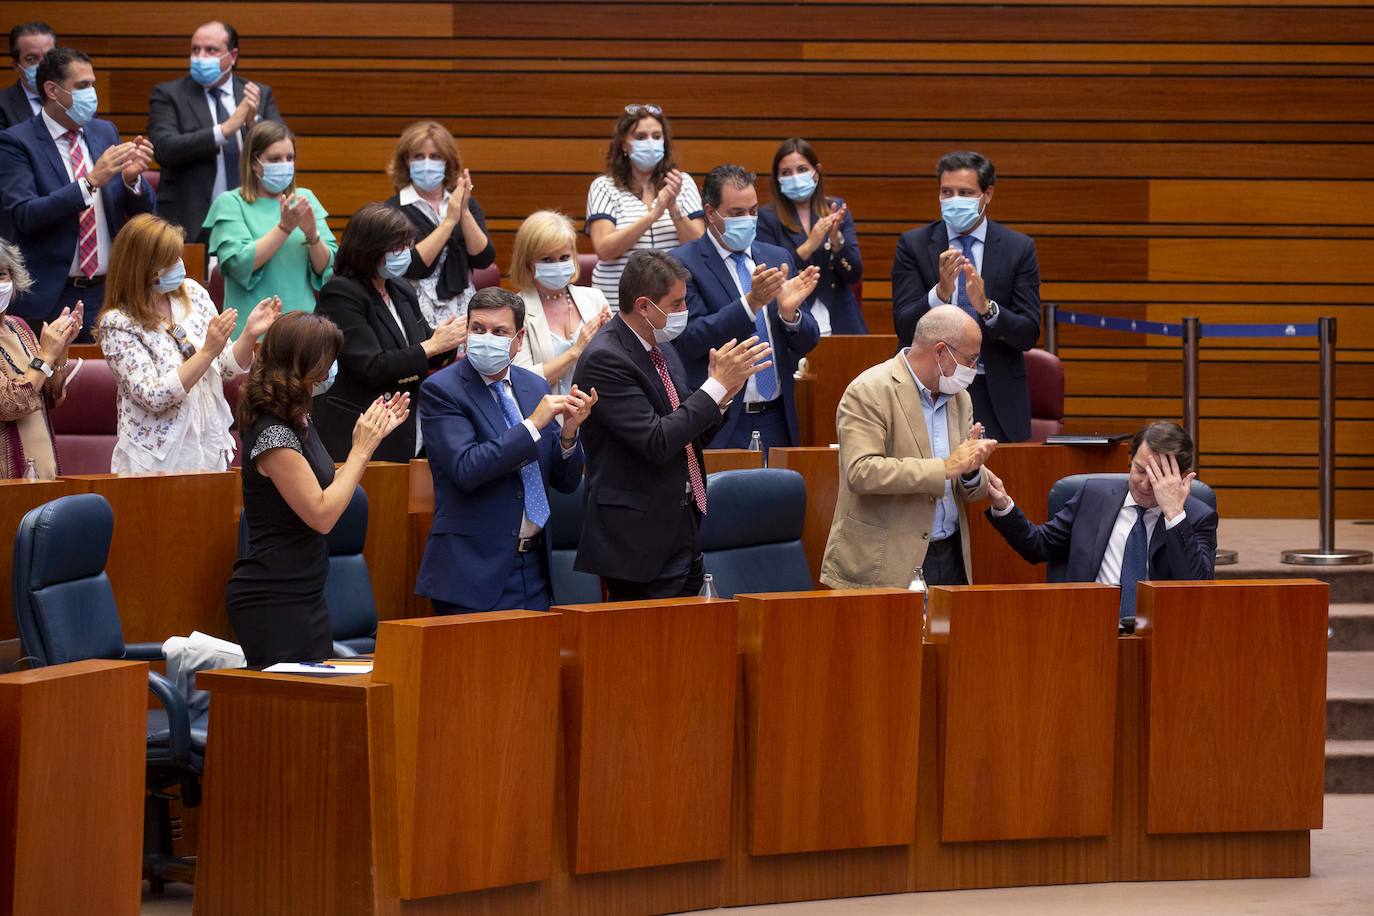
[572,249,772,600]
[669,163,819,451]
[147,20,281,242]
[891,151,1041,442]
[0,47,155,339]
[984,421,1218,624]
[417,288,596,615]
[0,21,57,240]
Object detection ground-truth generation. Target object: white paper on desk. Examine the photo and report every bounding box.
[263,662,373,676]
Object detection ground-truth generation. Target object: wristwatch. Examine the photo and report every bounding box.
[29,357,53,379]
[983,299,1000,321]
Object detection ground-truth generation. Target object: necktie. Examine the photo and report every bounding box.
[491,380,550,529]
[953,234,984,372]
[64,132,99,278]
[1118,506,1149,620]
[729,251,779,400]
[212,89,240,190]
[648,346,708,514]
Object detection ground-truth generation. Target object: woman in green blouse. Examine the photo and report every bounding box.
[204,121,337,335]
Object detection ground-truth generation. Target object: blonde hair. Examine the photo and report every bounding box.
[509,210,580,291]
[0,238,34,294]
[387,121,462,194]
[98,214,188,331]
[240,120,296,203]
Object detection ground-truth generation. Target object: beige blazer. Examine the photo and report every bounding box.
[514,285,611,390]
[820,354,989,589]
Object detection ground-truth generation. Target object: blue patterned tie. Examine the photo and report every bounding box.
[492,380,550,528]
[954,234,984,372]
[730,251,779,400]
[1118,506,1149,620]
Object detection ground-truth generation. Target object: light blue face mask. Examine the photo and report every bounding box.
[533,259,575,290]
[779,171,817,203]
[408,159,446,192]
[311,360,338,396]
[716,214,757,252]
[152,259,186,294]
[189,55,225,87]
[258,159,295,194]
[21,63,38,88]
[466,331,516,377]
[941,195,984,234]
[379,248,412,279]
[628,138,664,171]
[60,86,98,127]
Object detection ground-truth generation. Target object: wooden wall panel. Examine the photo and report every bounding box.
[10,0,1369,516]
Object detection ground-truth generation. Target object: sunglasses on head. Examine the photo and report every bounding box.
[623,103,663,118]
[165,322,198,361]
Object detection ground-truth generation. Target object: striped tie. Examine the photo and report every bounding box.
[65,131,99,278]
[649,345,708,514]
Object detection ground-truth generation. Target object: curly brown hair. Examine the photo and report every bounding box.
[238,312,344,435]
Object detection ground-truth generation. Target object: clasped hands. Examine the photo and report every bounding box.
[745,263,821,321]
[943,422,997,481]
[935,246,989,314]
[89,136,154,190]
[278,193,317,238]
[529,384,599,438]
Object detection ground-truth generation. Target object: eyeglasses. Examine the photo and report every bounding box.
[623,103,663,118]
[942,341,979,367]
[166,323,198,361]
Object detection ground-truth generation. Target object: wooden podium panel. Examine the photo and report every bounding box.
[1141,579,1327,835]
[738,589,921,855]
[793,334,898,447]
[0,479,77,641]
[558,597,737,876]
[195,670,400,916]
[406,460,434,617]
[358,461,410,621]
[62,471,238,642]
[704,448,764,474]
[936,584,1120,843]
[373,612,560,899]
[0,660,146,916]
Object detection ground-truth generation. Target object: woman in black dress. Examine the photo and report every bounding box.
[226,312,409,667]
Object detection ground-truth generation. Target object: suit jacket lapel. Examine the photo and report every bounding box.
[181,77,213,131]
[33,122,69,188]
[612,317,671,415]
[1148,512,1170,565]
[1090,481,1130,573]
[370,285,408,349]
[926,222,950,279]
[696,240,743,308]
[982,220,1004,290]
[889,356,931,459]
[459,359,507,435]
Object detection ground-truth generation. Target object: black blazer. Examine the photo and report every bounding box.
[988,478,1218,583]
[757,197,867,334]
[891,219,1041,441]
[571,316,724,583]
[146,75,282,240]
[311,276,453,463]
[384,193,497,301]
[0,80,37,130]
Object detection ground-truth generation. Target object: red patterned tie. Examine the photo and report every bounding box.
[649,345,708,514]
[65,131,99,278]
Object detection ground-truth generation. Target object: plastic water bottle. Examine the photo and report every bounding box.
[908,566,928,622]
[699,574,719,599]
[22,459,39,481]
[748,430,767,467]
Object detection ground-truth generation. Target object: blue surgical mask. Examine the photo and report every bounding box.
[466,332,515,377]
[152,260,186,294]
[408,159,446,192]
[379,248,412,279]
[21,64,38,88]
[189,55,225,87]
[258,159,295,194]
[941,195,985,235]
[650,301,688,344]
[779,172,817,202]
[533,259,575,290]
[60,86,99,127]
[628,138,664,171]
[311,360,338,396]
[716,214,757,252]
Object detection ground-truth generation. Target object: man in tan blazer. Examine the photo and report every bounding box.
[821,306,998,588]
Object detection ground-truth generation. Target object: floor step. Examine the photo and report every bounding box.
[1329,603,1374,652]
[1326,740,1374,793]
[1327,653,1374,740]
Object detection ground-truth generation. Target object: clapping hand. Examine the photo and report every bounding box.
[204,308,237,357]
[937,246,969,303]
[943,422,997,480]
[984,467,1013,511]
[777,264,820,319]
[429,316,467,353]
[454,168,473,215]
[39,306,82,364]
[1145,452,1195,521]
[745,264,786,313]
[351,392,411,456]
[122,137,154,186]
[576,307,612,350]
[961,261,989,314]
[827,201,847,247]
[559,384,598,436]
[708,335,774,400]
[242,295,282,339]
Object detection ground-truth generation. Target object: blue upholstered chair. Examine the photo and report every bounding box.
[11,493,202,891]
[547,478,603,605]
[700,469,812,598]
[1045,473,1218,582]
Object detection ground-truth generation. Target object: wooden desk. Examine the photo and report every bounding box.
[0,479,78,641]
[61,471,238,642]
[794,334,898,447]
[704,448,764,474]
[405,460,433,617]
[0,659,146,916]
[357,462,409,621]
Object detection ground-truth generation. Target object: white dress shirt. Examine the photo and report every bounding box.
[484,368,578,537]
[704,228,800,403]
[203,78,239,201]
[42,109,114,277]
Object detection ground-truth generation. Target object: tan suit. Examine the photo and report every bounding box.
[820,354,989,589]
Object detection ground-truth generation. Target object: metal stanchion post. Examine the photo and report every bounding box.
[1044,303,1058,356]
[1183,319,1237,565]
[1283,317,1372,566]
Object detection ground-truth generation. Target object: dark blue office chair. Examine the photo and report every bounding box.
[547,478,602,604]
[700,469,812,598]
[237,485,377,655]
[1045,473,1218,583]
[11,493,201,891]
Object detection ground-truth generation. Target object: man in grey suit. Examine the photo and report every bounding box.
[1,22,57,240]
[146,21,281,242]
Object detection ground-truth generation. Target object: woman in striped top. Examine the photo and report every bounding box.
[585,104,704,308]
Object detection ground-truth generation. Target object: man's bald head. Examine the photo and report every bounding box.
[914,305,980,353]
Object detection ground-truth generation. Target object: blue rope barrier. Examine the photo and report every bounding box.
[1055,309,1320,340]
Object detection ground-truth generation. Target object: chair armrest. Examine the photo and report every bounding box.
[124,642,166,661]
[146,669,192,770]
[331,641,360,659]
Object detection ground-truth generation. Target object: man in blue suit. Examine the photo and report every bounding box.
[0,47,155,339]
[417,288,596,614]
[669,164,819,451]
[984,421,1217,624]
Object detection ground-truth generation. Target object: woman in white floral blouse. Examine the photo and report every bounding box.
[95,214,281,473]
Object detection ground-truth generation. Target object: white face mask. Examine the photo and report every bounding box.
[937,344,978,395]
[0,280,12,314]
[649,300,688,343]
